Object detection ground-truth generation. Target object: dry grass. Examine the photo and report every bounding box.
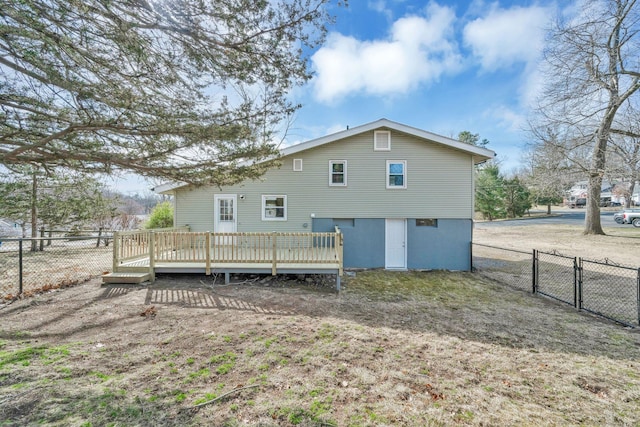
[474,221,640,267]
[0,241,112,299]
[0,266,639,426]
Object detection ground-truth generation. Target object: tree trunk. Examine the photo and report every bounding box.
[629,174,638,206]
[584,127,611,235]
[547,204,551,215]
[30,172,38,251]
[585,173,605,235]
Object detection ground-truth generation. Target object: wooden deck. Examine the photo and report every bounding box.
[103,229,344,288]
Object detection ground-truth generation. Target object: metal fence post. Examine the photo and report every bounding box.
[573,257,578,308]
[18,239,23,295]
[39,226,45,251]
[576,258,583,310]
[637,268,640,327]
[532,249,538,294]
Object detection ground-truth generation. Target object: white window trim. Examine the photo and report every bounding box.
[261,195,287,221]
[329,160,347,187]
[386,160,407,189]
[293,158,303,171]
[374,130,391,151]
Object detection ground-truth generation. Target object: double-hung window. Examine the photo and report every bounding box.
[262,195,287,221]
[329,160,347,186]
[386,160,407,189]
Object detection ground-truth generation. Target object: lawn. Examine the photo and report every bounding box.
[0,269,638,426]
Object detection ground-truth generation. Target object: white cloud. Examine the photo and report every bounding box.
[311,3,461,103]
[463,5,550,71]
[368,0,391,18]
[485,105,526,132]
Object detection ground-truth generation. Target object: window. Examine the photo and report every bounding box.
[262,195,287,221]
[374,130,391,151]
[218,199,234,222]
[293,158,303,171]
[329,160,347,186]
[386,160,407,189]
[416,218,437,227]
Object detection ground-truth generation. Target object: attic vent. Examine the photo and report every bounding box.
[293,158,303,171]
[374,130,391,151]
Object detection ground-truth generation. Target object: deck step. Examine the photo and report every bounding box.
[102,272,151,284]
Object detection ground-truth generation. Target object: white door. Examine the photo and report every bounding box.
[214,195,237,244]
[385,219,406,269]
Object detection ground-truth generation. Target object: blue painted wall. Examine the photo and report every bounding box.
[407,219,471,270]
[314,217,471,270]
[313,218,385,268]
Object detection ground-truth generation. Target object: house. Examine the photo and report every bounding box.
[155,119,495,271]
[565,180,640,207]
[0,219,23,238]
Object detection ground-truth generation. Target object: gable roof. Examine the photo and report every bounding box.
[153,118,496,194]
[282,118,495,164]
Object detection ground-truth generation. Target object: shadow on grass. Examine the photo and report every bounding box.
[0,271,638,363]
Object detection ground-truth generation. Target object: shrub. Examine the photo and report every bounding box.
[145,201,173,229]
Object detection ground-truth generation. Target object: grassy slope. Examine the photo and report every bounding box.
[0,271,638,426]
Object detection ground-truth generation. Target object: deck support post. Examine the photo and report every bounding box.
[337,231,344,277]
[205,232,211,275]
[271,232,277,276]
[336,274,341,291]
[225,272,230,284]
[112,231,120,273]
[149,231,156,283]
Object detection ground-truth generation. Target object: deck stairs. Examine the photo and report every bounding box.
[102,264,151,284]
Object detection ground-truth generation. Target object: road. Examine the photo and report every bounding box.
[475,209,627,228]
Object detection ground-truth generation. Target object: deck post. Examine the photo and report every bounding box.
[112,231,120,273]
[205,232,211,275]
[271,232,277,276]
[335,225,344,276]
[149,231,156,283]
[336,274,341,291]
[338,231,344,277]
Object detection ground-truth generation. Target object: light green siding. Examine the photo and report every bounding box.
[174,129,475,232]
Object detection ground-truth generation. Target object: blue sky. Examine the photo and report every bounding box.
[117,0,556,194]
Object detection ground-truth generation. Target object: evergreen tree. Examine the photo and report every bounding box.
[503,177,532,218]
[1,0,336,186]
[475,165,506,221]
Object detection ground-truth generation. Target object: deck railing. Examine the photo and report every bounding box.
[113,229,343,278]
[112,227,190,267]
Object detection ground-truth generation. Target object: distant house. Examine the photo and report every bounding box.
[566,180,640,207]
[0,219,23,238]
[155,119,495,271]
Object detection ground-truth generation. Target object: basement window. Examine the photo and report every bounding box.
[416,219,438,227]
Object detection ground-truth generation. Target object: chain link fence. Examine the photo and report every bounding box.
[471,243,532,292]
[0,231,113,300]
[473,243,640,328]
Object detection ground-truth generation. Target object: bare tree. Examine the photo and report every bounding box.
[606,102,640,206]
[522,128,582,213]
[533,0,640,234]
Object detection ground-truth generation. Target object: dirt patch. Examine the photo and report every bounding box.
[1,228,639,426]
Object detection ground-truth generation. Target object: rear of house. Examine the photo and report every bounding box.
[157,119,495,271]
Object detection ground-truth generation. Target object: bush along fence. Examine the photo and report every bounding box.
[0,232,113,300]
[472,243,640,328]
